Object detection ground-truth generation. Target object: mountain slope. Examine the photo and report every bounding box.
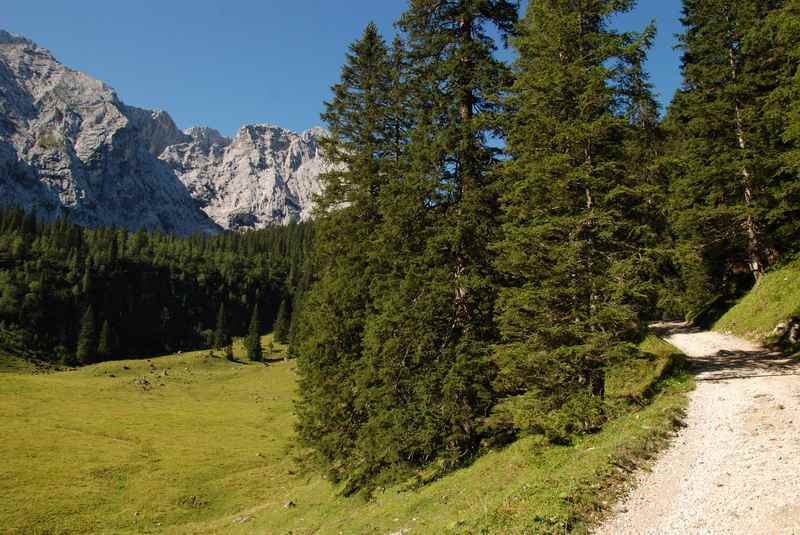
[0,30,327,233]
[0,30,219,235]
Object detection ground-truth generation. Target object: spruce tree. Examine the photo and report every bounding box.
[297,3,518,491]
[213,303,229,349]
[491,0,661,440]
[246,304,263,362]
[273,299,290,344]
[97,320,112,360]
[295,24,401,483]
[76,306,96,365]
[667,0,796,307]
[772,0,800,253]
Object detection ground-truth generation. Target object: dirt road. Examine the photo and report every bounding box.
[594,322,800,535]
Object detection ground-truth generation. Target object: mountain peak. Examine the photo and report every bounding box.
[0,30,36,47]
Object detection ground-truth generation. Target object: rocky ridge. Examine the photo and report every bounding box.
[161,123,328,230]
[0,29,327,233]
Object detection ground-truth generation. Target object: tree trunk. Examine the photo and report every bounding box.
[728,39,766,283]
[453,11,474,330]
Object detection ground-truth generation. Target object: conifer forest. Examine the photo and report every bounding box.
[294,0,800,492]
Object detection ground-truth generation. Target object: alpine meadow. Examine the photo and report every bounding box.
[1,0,799,533]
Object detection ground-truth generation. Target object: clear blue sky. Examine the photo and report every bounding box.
[4,1,684,136]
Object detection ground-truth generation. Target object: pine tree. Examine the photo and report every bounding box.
[295,23,402,485]
[273,299,290,343]
[667,0,796,308]
[771,0,800,252]
[76,306,96,365]
[491,0,661,440]
[213,303,229,349]
[297,3,518,491]
[246,304,263,362]
[97,320,112,360]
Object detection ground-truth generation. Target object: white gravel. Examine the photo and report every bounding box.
[594,322,800,535]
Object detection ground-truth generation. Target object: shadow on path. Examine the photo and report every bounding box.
[651,321,800,382]
[688,349,800,381]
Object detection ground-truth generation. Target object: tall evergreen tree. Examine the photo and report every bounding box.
[298,2,518,491]
[76,306,96,365]
[213,303,229,349]
[97,320,112,359]
[273,299,290,344]
[667,0,796,308]
[246,304,263,362]
[491,0,661,440]
[296,23,401,486]
[772,0,800,247]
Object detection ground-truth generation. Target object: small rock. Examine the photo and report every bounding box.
[232,514,252,524]
[284,500,296,509]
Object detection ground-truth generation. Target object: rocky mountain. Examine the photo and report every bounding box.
[0,30,328,234]
[161,124,327,230]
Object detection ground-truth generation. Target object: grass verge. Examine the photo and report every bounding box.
[714,257,800,343]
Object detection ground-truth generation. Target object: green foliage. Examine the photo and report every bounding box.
[296,22,406,489]
[666,0,799,309]
[273,299,290,344]
[297,3,519,492]
[491,0,663,442]
[0,207,314,364]
[245,304,263,362]
[212,303,229,349]
[97,320,113,359]
[76,306,96,365]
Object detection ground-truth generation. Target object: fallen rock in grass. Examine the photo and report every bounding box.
[283,500,296,509]
[132,377,151,390]
[232,514,253,524]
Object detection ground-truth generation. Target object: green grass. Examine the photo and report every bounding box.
[714,258,800,342]
[0,334,691,534]
[605,336,683,402]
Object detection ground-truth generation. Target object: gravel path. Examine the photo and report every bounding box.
[594,322,800,535]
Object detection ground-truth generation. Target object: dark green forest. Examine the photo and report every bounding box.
[0,207,313,363]
[294,0,800,493]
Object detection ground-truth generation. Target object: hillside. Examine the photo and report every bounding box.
[0,336,690,534]
[714,258,800,348]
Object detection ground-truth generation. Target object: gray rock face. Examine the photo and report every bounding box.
[161,124,328,230]
[0,30,219,234]
[0,30,328,233]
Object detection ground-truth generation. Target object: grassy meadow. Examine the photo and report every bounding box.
[0,335,691,534]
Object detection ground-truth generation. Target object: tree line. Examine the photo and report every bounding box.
[0,207,313,364]
[294,0,800,493]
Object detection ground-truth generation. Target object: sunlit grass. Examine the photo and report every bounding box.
[714,258,800,342]
[0,334,691,534]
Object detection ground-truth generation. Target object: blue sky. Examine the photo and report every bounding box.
[4,1,683,136]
